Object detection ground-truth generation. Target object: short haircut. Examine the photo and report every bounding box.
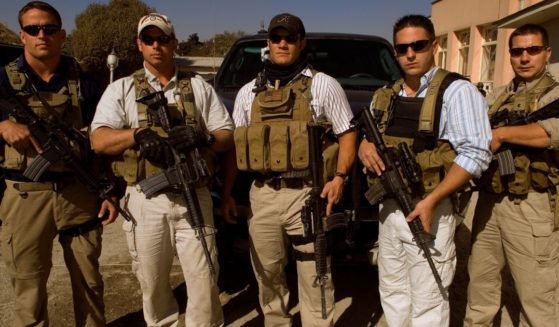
[18,1,62,28]
[393,14,435,43]
[509,23,549,48]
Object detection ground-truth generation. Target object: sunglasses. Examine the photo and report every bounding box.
[140,34,173,45]
[269,34,299,44]
[509,45,548,57]
[22,24,61,36]
[394,39,432,55]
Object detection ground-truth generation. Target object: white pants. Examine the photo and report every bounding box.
[123,186,223,327]
[378,198,457,327]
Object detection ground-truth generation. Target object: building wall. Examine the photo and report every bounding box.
[431,0,545,90]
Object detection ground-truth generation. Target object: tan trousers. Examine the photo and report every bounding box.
[122,185,223,327]
[0,179,105,327]
[465,191,559,327]
[248,182,335,327]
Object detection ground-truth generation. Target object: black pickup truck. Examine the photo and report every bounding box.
[210,32,401,263]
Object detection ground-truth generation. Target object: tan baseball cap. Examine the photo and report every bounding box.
[137,13,175,36]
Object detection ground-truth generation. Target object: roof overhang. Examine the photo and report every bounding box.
[497,0,559,28]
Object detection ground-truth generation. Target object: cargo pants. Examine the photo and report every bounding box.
[0,179,105,327]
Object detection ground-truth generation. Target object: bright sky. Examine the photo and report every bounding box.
[0,0,431,44]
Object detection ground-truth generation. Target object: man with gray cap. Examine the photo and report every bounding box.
[91,13,234,326]
[233,12,356,326]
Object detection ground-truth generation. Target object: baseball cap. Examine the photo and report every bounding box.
[137,13,175,37]
[268,13,305,37]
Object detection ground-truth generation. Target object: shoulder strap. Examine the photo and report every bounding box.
[414,69,467,151]
[6,60,25,91]
[371,79,403,132]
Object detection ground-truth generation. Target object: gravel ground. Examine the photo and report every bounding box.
[0,192,520,326]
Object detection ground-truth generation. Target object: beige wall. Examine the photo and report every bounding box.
[431,0,545,90]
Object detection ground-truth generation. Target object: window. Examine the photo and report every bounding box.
[437,35,447,69]
[457,29,470,76]
[480,26,497,85]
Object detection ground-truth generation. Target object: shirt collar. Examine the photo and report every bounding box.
[142,62,178,91]
[399,66,439,97]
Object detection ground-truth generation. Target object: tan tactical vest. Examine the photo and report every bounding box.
[111,69,216,185]
[368,69,463,194]
[479,73,559,195]
[1,59,85,173]
[234,72,338,180]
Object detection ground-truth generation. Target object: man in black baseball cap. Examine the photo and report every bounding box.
[232,11,356,327]
[268,12,305,38]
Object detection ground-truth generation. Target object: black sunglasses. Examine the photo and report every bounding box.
[394,39,432,55]
[22,24,61,36]
[140,34,173,46]
[269,34,299,44]
[509,45,548,58]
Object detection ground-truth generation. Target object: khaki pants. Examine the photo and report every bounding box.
[0,179,104,327]
[122,186,223,327]
[248,182,335,327]
[465,191,559,327]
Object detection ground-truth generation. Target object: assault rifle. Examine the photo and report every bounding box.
[136,91,215,277]
[489,98,559,176]
[0,83,131,222]
[351,108,446,296]
[300,123,349,319]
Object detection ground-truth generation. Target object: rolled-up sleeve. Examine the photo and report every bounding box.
[538,118,559,150]
[440,80,492,178]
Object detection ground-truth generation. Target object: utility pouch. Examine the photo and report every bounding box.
[269,124,290,172]
[415,150,442,194]
[257,88,294,120]
[508,154,530,195]
[234,126,249,171]
[112,149,139,184]
[247,124,270,172]
[289,121,309,170]
[531,160,551,191]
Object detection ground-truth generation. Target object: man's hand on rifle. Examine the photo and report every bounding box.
[358,139,385,176]
[98,196,119,225]
[168,125,207,152]
[405,195,437,233]
[0,120,42,152]
[490,128,505,153]
[320,177,344,216]
[134,128,173,165]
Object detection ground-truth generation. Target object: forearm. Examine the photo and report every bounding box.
[335,129,357,174]
[210,129,234,153]
[91,127,136,155]
[494,123,551,148]
[425,163,472,205]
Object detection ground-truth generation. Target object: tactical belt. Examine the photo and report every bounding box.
[7,178,73,193]
[254,176,311,190]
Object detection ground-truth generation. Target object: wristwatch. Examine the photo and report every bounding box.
[334,171,348,183]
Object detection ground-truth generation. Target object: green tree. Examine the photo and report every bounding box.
[177,33,202,56]
[0,23,21,44]
[189,30,245,57]
[70,0,154,86]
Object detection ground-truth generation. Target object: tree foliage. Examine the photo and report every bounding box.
[0,23,21,44]
[180,30,245,57]
[70,0,153,86]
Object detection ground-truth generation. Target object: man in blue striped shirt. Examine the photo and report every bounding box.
[358,14,492,326]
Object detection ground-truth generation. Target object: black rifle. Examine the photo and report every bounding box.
[300,123,349,319]
[351,108,446,296]
[489,98,559,176]
[0,83,131,222]
[136,91,215,277]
